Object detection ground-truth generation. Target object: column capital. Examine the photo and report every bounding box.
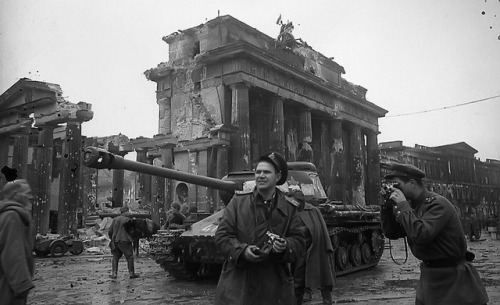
[229,82,251,91]
[153,133,178,148]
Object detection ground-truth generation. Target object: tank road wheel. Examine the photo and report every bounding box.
[348,245,362,267]
[335,246,349,271]
[360,243,372,264]
[330,234,340,249]
[371,230,385,254]
[50,240,68,257]
[356,232,364,244]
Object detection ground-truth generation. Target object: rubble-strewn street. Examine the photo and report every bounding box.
[28,233,500,305]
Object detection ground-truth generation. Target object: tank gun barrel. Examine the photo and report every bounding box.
[83,146,240,192]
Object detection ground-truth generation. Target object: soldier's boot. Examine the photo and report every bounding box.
[110,257,118,279]
[320,288,333,305]
[127,258,140,279]
[303,288,312,303]
[295,287,305,305]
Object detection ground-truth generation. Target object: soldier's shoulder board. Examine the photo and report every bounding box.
[285,196,300,208]
[425,196,437,203]
[235,190,253,195]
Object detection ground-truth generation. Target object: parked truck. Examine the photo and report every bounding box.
[83,146,385,280]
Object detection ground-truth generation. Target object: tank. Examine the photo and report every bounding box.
[83,147,385,280]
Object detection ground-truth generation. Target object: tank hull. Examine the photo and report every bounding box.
[149,203,384,280]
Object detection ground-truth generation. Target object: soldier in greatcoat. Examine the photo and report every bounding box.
[0,179,35,305]
[292,189,335,305]
[214,152,305,305]
[381,162,488,305]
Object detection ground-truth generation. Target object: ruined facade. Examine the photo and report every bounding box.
[0,78,93,234]
[379,141,500,219]
[142,15,387,213]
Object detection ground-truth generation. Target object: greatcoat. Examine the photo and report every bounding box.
[296,202,335,289]
[381,191,488,305]
[0,200,35,305]
[214,188,305,305]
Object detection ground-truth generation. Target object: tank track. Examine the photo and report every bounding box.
[329,225,385,276]
[150,225,385,280]
[149,231,224,280]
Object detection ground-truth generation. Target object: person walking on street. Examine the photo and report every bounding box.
[108,206,140,279]
[0,179,35,305]
[292,191,335,305]
[381,162,488,305]
[214,152,305,305]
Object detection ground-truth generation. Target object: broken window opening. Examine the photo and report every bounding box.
[193,41,200,58]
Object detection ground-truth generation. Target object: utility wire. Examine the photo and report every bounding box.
[384,94,500,118]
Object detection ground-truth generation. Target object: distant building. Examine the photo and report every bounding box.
[379,140,500,220]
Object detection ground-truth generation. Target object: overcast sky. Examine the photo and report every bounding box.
[1,0,499,161]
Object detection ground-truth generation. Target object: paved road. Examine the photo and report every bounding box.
[28,233,500,304]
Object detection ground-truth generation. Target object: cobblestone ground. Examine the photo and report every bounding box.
[28,233,500,305]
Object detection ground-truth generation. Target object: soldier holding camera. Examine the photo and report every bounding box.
[214,152,305,305]
[381,162,488,305]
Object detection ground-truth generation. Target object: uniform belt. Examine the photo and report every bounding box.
[422,257,465,268]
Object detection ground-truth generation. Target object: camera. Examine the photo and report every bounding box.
[381,182,399,203]
[252,231,284,257]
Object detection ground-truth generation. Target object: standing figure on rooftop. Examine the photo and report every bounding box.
[380,162,488,305]
[0,179,35,305]
[108,206,140,279]
[214,152,305,305]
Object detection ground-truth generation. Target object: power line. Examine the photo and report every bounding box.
[384,94,500,118]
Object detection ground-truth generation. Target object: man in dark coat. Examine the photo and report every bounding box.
[214,152,305,305]
[293,191,335,305]
[381,162,488,305]
[164,202,187,229]
[0,179,35,305]
[108,206,139,279]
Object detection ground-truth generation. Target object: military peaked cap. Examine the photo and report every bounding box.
[384,162,425,179]
[258,152,288,185]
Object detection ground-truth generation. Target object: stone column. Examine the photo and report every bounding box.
[297,108,313,162]
[350,125,366,206]
[160,144,175,221]
[0,136,12,189]
[298,108,312,144]
[366,130,381,206]
[58,120,83,234]
[319,120,330,188]
[230,83,251,171]
[0,136,10,171]
[111,152,127,208]
[12,128,30,179]
[33,125,55,234]
[81,137,98,227]
[216,144,229,209]
[329,119,344,201]
[151,156,164,226]
[269,96,285,156]
[135,148,152,204]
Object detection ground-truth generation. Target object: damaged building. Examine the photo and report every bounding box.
[380,141,500,219]
[0,78,93,234]
[135,15,388,217]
